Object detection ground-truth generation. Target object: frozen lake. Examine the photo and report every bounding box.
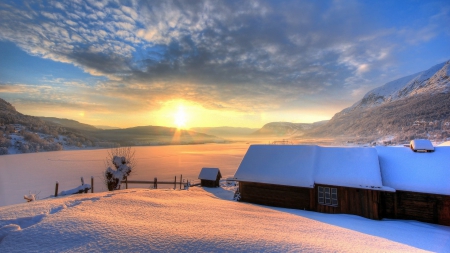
[0,143,249,206]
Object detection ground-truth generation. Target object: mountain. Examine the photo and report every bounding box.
[252,121,328,136]
[40,117,99,132]
[190,126,258,137]
[307,60,450,143]
[345,61,450,111]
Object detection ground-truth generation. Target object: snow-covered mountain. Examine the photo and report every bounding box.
[307,60,450,144]
[345,60,450,112]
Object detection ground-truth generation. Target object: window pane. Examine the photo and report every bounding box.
[318,186,324,204]
[318,197,324,204]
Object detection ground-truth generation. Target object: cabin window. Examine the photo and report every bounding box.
[318,186,338,206]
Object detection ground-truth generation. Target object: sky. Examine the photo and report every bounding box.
[0,0,449,129]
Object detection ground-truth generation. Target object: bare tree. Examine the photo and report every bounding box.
[104,147,136,191]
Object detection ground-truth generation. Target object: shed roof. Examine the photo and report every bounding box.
[315,147,390,190]
[198,168,221,181]
[376,146,450,195]
[234,145,317,188]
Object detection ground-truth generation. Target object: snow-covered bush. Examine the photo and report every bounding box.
[104,147,135,191]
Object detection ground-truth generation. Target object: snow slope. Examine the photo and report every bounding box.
[1,187,449,252]
[346,60,450,111]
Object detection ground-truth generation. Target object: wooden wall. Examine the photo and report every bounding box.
[201,179,219,187]
[381,191,450,226]
[238,181,450,225]
[313,184,381,220]
[239,181,312,210]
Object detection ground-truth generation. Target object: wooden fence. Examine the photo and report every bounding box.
[120,175,190,189]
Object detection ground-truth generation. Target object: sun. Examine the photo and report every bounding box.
[174,106,188,129]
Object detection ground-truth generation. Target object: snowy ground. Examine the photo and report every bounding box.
[1,186,449,252]
[1,144,450,252]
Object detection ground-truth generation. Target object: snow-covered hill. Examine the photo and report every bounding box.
[347,60,450,111]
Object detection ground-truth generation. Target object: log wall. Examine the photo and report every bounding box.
[381,191,450,226]
[313,184,381,220]
[239,181,312,210]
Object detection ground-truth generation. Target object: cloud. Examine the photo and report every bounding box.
[0,0,449,117]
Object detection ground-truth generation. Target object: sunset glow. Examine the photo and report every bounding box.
[174,106,188,129]
[0,1,448,128]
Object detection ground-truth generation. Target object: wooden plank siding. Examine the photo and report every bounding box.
[381,191,450,226]
[238,182,381,219]
[239,181,312,210]
[200,172,221,187]
[313,184,381,220]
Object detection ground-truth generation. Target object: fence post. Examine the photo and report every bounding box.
[81,177,84,185]
[91,176,94,193]
[154,177,157,189]
[180,174,182,190]
[125,176,128,189]
[174,176,176,189]
[55,181,59,197]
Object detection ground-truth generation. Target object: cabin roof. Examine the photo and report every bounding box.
[198,167,221,181]
[234,145,317,188]
[315,147,389,190]
[234,145,394,191]
[376,146,450,195]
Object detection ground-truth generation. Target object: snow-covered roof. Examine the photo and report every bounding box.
[234,145,317,188]
[234,145,394,191]
[315,147,390,190]
[198,167,221,180]
[410,139,434,152]
[376,146,450,195]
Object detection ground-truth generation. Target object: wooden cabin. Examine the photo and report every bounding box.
[234,143,450,225]
[198,168,222,187]
[234,145,393,220]
[377,146,450,225]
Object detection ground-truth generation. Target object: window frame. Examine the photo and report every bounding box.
[318,186,338,207]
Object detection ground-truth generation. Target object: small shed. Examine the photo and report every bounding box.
[198,168,222,187]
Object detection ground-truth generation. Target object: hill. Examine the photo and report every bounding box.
[89,125,222,146]
[40,117,99,132]
[0,98,223,155]
[190,126,258,137]
[252,121,328,137]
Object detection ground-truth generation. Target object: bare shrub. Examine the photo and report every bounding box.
[104,147,136,191]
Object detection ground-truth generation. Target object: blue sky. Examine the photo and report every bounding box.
[0,0,449,128]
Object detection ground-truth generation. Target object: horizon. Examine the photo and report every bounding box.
[1,0,450,129]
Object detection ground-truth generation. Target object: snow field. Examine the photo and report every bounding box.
[0,188,443,252]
